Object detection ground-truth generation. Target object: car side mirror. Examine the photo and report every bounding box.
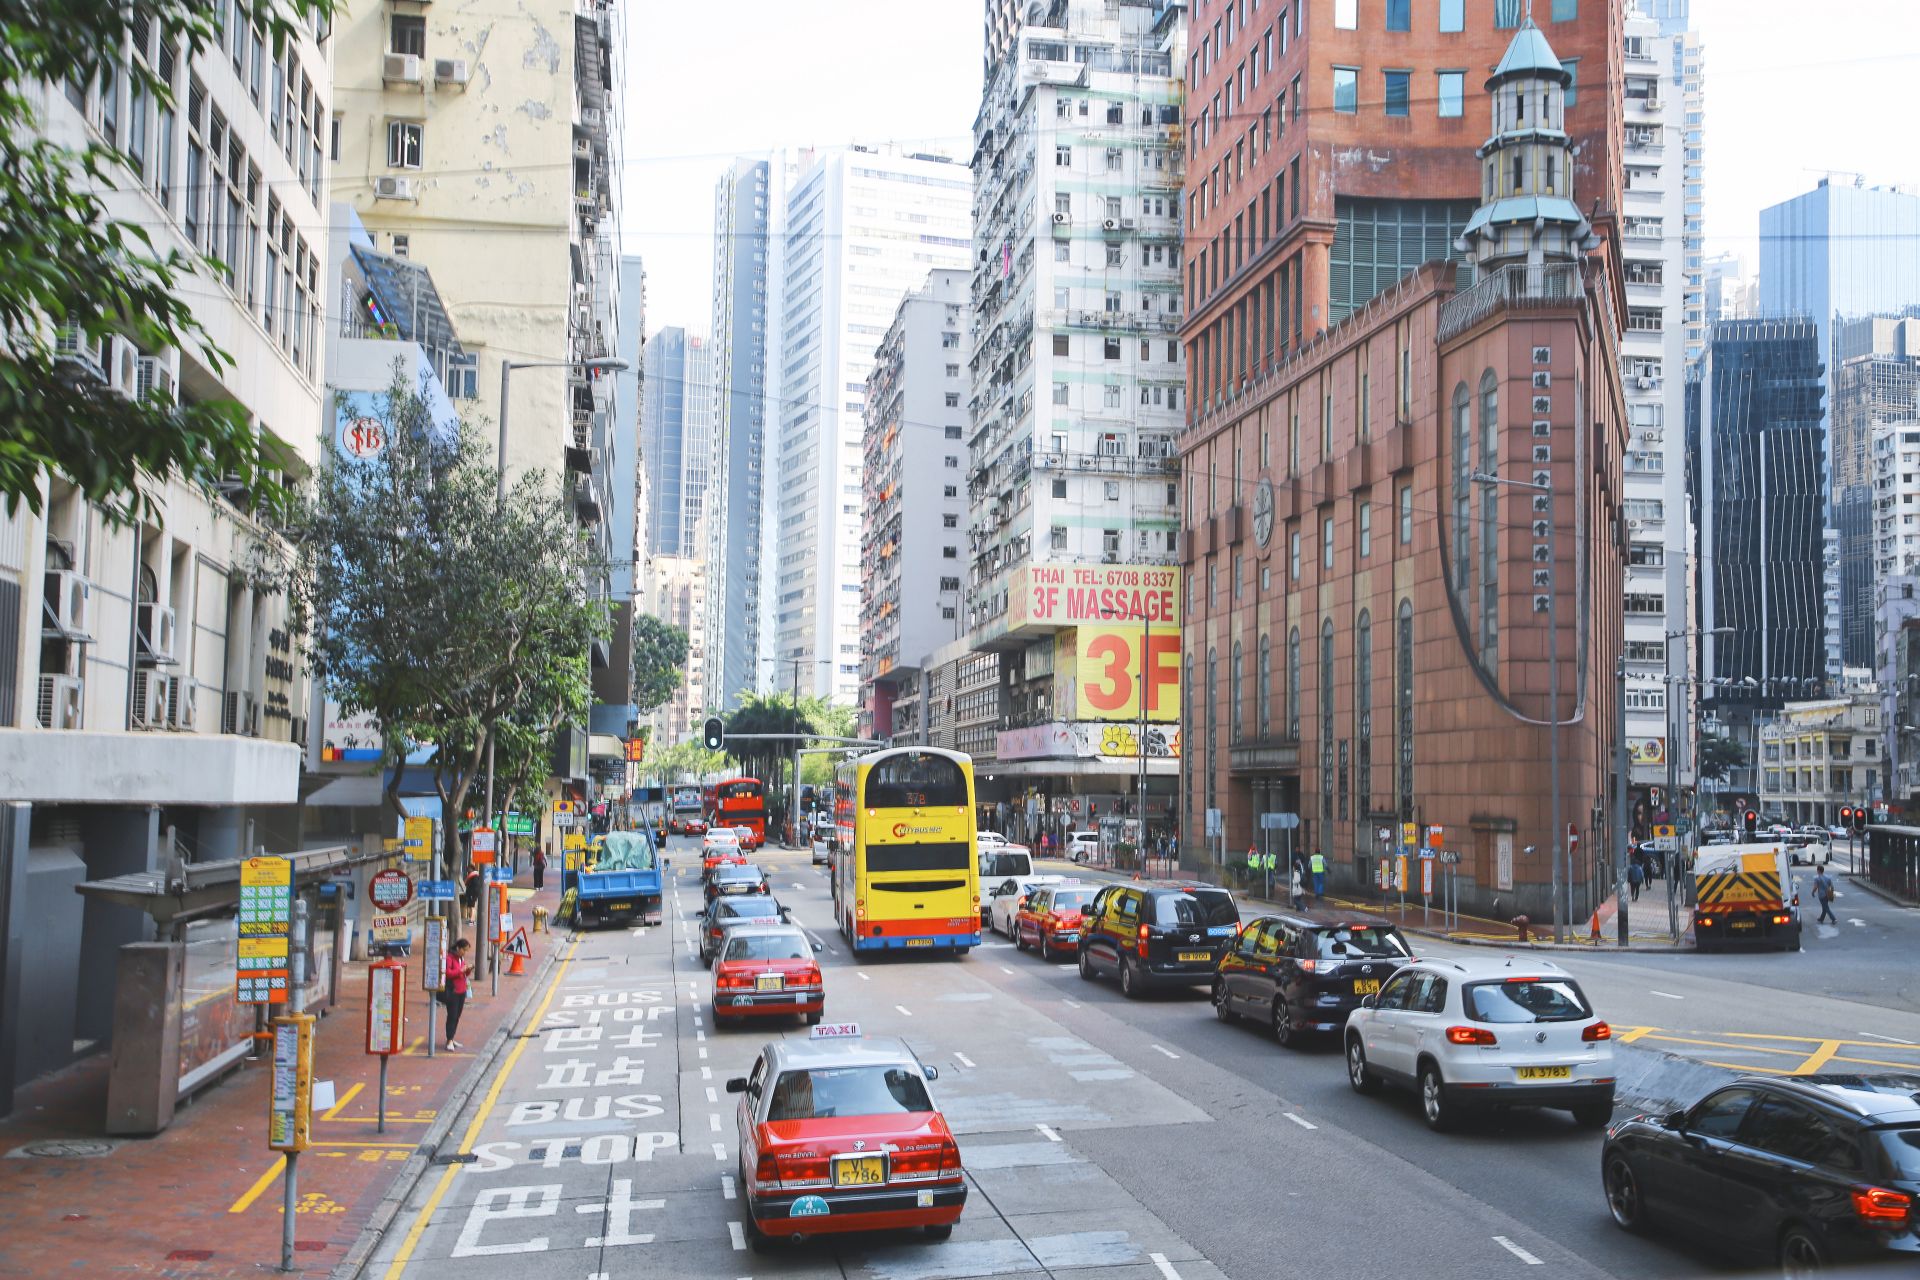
[779,907,792,921]
[1359,995,1377,1010]
[1660,1109,1687,1131]
[923,1066,940,1082]
[811,941,824,954]
[725,1077,749,1094]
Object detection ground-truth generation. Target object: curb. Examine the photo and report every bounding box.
[1845,874,1919,910]
[331,931,568,1280]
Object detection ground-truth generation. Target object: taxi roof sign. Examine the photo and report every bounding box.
[808,1022,862,1040]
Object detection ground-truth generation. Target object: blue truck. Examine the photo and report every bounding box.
[570,831,662,928]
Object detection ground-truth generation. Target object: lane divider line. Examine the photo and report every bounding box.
[954,1052,975,1068]
[1035,1123,1061,1143]
[1493,1236,1544,1266]
[1648,990,1684,1000]
[712,1141,727,1161]
[1284,1113,1317,1130]
[895,1004,914,1017]
[721,1174,736,1201]
[728,1221,746,1251]
[1149,1044,1180,1059]
[1149,1252,1183,1280]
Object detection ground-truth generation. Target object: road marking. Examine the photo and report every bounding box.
[857,972,870,981]
[1861,1031,1919,1045]
[1000,966,1015,975]
[381,936,579,1278]
[318,1081,365,1120]
[721,1174,737,1200]
[728,1221,746,1251]
[699,1047,708,1059]
[701,1066,712,1079]
[1035,1123,1061,1142]
[895,1004,914,1017]
[227,1156,287,1214]
[954,1052,975,1068]
[1149,1253,1183,1280]
[1493,1236,1544,1265]
[1793,1038,1844,1075]
[1618,1025,1657,1043]
[713,1142,727,1160]
[1063,998,1083,1009]
[1284,1112,1317,1130]
[709,1113,722,1132]
[1649,990,1684,1000]
[706,1086,718,1103]
[1149,1044,1180,1059]
[696,1030,707,1043]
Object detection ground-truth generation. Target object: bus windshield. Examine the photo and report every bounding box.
[863,752,968,809]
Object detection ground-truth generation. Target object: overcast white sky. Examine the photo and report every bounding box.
[622,0,1920,332]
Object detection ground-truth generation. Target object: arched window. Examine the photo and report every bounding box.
[1451,382,1471,593]
[1397,599,1415,821]
[1258,633,1272,738]
[1287,627,1301,740]
[1356,609,1372,820]
[1231,640,1244,743]
[1320,619,1335,844]
[1479,368,1500,667]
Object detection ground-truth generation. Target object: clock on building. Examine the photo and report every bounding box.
[1252,478,1275,547]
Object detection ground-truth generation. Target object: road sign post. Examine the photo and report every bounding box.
[365,961,405,1133]
[270,893,313,1272]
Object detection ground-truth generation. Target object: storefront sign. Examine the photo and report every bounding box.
[1074,624,1181,723]
[1007,563,1182,632]
[1631,738,1666,764]
[996,720,1183,761]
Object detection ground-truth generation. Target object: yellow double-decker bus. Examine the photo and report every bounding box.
[831,747,980,955]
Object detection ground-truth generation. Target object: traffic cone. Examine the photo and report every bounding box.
[509,950,526,976]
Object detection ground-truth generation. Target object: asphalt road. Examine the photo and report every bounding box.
[364,837,1914,1280]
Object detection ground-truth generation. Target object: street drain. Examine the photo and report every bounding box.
[10,1139,118,1159]
[432,1152,479,1166]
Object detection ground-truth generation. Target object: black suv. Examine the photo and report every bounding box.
[1212,910,1415,1047]
[705,863,770,902]
[1078,880,1241,997]
[1602,1074,1920,1273]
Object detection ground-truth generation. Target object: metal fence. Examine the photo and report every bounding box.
[1865,824,1920,903]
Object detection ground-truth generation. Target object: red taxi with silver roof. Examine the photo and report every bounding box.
[728,1022,965,1250]
[710,925,824,1026]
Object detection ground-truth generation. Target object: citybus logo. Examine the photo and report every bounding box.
[891,822,941,837]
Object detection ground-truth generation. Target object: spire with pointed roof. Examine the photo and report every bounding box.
[1456,16,1599,272]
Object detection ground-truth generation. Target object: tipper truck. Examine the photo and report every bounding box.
[1692,843,1801,951]
[570,831,662,929]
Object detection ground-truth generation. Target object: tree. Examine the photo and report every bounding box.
[1,0,331,522]
[276,374,605,933]
[631,613,690,714]
[641,737,727,784]
[1698,732,1747,784]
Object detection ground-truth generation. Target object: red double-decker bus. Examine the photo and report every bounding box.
[710,778,766,849]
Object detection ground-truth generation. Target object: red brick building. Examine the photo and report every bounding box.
[1177,4,1629,927]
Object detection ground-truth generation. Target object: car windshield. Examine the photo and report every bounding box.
[981,852,1033,878]
[723,933,808,962]
[1878,1128,1920,1179]
[719,898,779,920]
[1051,889,1093,912]
[1154,890,1239,928]
[716,866,762,881]
[766,1065,933,1122]
[1464,978,1593,1023]
[1311,925,1411,959]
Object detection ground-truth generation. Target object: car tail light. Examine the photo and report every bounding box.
[709,928,724,940]
[1137,922,1151,955]
[717,970,754,990]
[755,1152,779,1184]
[1850,1185,1912,1227]
[1771,914,1792,925]
[1052,911,1080,925]
[1446,1026,1498,1046]
[1583,1022,1612,1042]
[890,1145,944,1181]
[800,967,821,987]
[1297,959,1319,974]
[774,1151,830,1188]
[1696,916,1715,927]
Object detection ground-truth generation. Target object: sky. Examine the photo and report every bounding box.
[622,0,1920,331]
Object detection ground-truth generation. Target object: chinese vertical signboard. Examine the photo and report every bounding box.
[236,856,293,1004]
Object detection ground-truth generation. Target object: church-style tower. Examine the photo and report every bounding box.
[1457,16,1600,271]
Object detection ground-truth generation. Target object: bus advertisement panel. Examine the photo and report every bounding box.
[712,778,766,848]
[832,748,979,954]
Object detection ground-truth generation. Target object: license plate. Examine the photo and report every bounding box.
[832,1154,885,1187]
[606,902,632,912]
[756,973,783,992]
[906,938,933,948]
[1729,919,1758,932]
[1517,1066,1572,1081]
[1177,950,1212,963]
[1353,979,1381,995]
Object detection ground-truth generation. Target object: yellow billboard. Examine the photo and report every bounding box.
[1008,563,1182,632]
[1076,623,1181,722]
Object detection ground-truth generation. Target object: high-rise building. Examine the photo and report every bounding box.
[709,156,792,710]
[860,270,973,741]
[612,258,648,607]
[0,19,332,1113]
[639,327,712,561]
[967,0,1187,837]
[773,148,972,704]
[643,557,708,751]
[1704,251,1754,322]
[1834,313,1920,668]
[1692,318,1828,804]
[1620,6,1694,795]
[1640,0,1707,368]
[1179,12,1630,925]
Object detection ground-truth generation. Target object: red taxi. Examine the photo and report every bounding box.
[702,829,748,877]
[1012,882,1096,961]
[673,815,709,836]
[728,1023,964,1250]
[711,925,824,1025]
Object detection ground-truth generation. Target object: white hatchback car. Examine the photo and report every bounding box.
[1343,957,1615,1132]
[985,874,1065,937]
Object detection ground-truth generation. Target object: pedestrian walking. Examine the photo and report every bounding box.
[1289,863,1304,910]
[1627,859,1644,901]
[532,848,546,891]
[1308,851,1327,905]
[461,864,481,924]
[440,938,472,1049]
[1812,865,1837,925]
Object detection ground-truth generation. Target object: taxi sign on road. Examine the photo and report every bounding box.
[809,1022,862,1040]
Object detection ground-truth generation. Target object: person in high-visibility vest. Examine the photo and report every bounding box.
[1308,851,1327,905]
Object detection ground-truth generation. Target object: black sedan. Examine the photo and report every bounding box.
[705,863,771,902]
[1601,1073,1920,1275]
[697,894,789,966]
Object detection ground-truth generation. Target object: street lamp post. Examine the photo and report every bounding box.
[480,354,628,984]
[1472,470,1566,942]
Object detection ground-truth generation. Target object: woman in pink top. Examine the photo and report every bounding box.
[441,938,471,1049]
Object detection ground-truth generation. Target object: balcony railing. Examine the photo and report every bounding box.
[1438,262,1583,344]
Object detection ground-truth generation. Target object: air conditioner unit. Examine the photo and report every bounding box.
[382,52,423,85]
[1101,551,1120,563]
[1120,217,1136,229]
[1051,211,1070,225]
[108,336,140,397]
[135,355,176,404]
[1102,218,1120,232]
[133,670,173,729]
[1642,430,1660,442]
[171,677,199,730]
[1637,376,1659,389]
[1627,518,1644,530]
[433,58,468,86]
[43,569,89,638]
[223,689,257,736]
[136,601,176,663]
[573,136,591,159]
[580,107,603,129]
[37,674,83,730]
[53,323,107,383]
[374,175,416,201]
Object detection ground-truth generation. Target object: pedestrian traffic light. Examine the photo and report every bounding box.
[702,716,724,751]
[1743,808,1758,837]
[1840,806,1855,828]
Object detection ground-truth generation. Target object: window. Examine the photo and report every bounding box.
[1552,0,1578,18]
[1399,485,1413,543]
[1105,480,1121,501]
[1103,529,1121,555]
[943,455,959,468]
[1290,529,1301,579]
[389,13,424,55]
[1684,1089,1758,1141]
[1333,68,1359,114]
[1105,244,1122,267]
[1231,641,1244,742]
[943,425,962,439]
[1358,500,1372,557]
[1495,0,1523,27]
[1440,0,1464,31]
[1103,383,1122,408]
[1320,619,1335,839]
[1334,0,1357,28]
[942,546,957,559]
[1384,71,1410,117]
[1563,57,1580,107]
[1054,333,1070,357]
[1397,599,1414,818]
[1287,628,1301,740]
[1051,525,1068,550]
[1322,515,1335,569]
[386,120,422,169]
[1438,71,1464,118]
[1053,382,1069,405]
[1055,145,1071,166]
[943,513,959,528]
[944,392,960,408]
[1356,609,1372,817]
[447,351,477,399]
[1104,337,1121,360]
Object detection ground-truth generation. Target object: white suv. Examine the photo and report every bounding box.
[1343,957,1615,1132]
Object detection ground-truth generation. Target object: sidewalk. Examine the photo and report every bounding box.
[1035,857,1694,952]
[0,877,561,1280]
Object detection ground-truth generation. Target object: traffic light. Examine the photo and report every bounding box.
[702,716,724,751]
[1743,808,1758,837]
[1839,806,1855,830]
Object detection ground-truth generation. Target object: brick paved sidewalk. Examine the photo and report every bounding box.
[0,880,561,1279]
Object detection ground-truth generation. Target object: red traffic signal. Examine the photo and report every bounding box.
[1840,807,1855,823]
